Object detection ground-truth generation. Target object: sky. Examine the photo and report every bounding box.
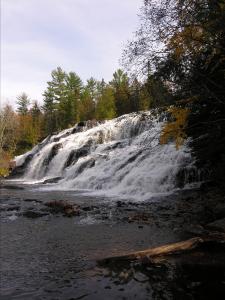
[1,0,141,108]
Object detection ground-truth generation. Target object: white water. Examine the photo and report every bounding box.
[15,111,195,200]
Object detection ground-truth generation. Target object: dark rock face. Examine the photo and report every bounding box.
[64,140,93,168]
[8,136,51,179]
[76,158,95,174]
[77,121,86,127]
[71,120,103,134]
[9,154,34,178]
[42,177,62,184]
[43,143,62,166]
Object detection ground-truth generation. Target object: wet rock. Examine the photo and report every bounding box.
[212,204,225,219]
[24,198,42,203]
[116,201,125,208]
[82,205,98,212]
[6,206,20,211]
[9,154,34,178]
[184,224,206,235]
[0,184,24,190]
[133,272,149,283]
[43,177,62,184]
[76,158,95,174]
[205,218,225,232]
[45,200,80,217]
[22,210,49,218]
[77,121,86,127]
[43,143,62,166]
[104,141,124,151]
[64,140,93,168]
[117,150,143,171]
[127,213,151,224]
[64,207,80,217]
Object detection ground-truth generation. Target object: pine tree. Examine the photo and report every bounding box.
[16,93,30,115]
[65,72,83,125]
[42,86,57,134]
[110,69,131,116]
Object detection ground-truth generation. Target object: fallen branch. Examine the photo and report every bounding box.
[99,233,225,265]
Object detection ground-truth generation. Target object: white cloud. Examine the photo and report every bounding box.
[1,0,142,106]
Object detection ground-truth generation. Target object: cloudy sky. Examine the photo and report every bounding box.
[1,0,141,107]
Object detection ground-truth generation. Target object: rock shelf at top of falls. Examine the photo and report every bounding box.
[9,110,198,201]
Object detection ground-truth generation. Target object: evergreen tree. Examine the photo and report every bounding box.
[65,72,83,125]
[42,86,57,134]
[16,93,30,115]
[79,78,97,121]
[110,69,131,116]
[30,101,42,143]
[95,85,116,120]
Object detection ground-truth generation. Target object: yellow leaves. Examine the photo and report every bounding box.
[160,107,190,149]
[168,25,204,59]
[0,151,11,177]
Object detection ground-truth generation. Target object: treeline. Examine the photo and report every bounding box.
[41,67,170,134]
[0,67,170,175]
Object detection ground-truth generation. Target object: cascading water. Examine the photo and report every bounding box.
[14,110,196,200]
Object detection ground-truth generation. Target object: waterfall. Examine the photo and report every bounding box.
[13,110,196,200]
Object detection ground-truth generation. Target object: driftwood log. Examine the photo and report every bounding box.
[99,232,225,265]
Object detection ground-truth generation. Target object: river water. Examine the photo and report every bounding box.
[1,183,225,300]
[0,182,180,300]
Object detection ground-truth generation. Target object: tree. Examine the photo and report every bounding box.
[16,93,30,115]
[95,85,116,120]
[42,85,57,135]
[78,78,97,121]
[0,105,19,175]
[124,0,225,181]
[65,72,83,125]
[0,105,18,154]
[110,69,131,116]
[42,67,67,132]
[30,101,43,144]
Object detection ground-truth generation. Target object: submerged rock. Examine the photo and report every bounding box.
[22,210,49,218]
[44,200,80,217]
[206,218,225,232]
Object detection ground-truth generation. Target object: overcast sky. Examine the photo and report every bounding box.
[1,0,141,108]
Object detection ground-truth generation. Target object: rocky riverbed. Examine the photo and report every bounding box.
[0,181,225,299]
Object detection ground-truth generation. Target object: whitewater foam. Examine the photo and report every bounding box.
[14,110,195,200]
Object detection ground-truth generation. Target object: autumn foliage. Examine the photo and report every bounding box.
[160,107,190,149]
